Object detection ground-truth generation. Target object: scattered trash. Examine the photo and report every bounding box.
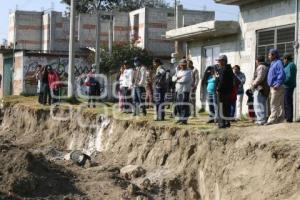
[70,150,92,167]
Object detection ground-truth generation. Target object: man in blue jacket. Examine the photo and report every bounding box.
[283,53,297,122]
[266,49,286,125]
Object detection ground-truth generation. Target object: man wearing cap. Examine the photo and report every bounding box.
[132,57,147,116]
[172,59,193,125]
[266,49,286,125]
[215,55,234,128]
[283,53,297,122]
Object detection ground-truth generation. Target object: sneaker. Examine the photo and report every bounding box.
[180,121,188,125]
[255,121,266,126]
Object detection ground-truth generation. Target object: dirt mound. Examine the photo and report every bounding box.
[0,140,82,199]
[1,103,300,199]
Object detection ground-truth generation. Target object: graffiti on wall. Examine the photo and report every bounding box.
[23,56,92,86]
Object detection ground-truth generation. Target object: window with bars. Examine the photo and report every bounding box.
[256,25,295,60]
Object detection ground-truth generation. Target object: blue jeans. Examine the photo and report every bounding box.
[133,87,146,115]
[207,92,217,120]
[154,88,165,120]
[253,90,267,123]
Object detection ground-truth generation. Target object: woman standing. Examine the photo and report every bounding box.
[118,64,126,112]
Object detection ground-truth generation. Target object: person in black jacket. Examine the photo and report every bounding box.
[215,55,234,128]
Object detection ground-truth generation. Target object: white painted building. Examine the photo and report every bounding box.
[166,0,300,121]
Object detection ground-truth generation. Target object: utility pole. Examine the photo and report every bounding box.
[95,9,101,73]
[68,0,76,99]
[108,11,113,56]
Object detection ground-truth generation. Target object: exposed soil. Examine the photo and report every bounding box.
[0,103,300,200]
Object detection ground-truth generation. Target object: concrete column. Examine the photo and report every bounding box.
[68,0,76,99]
[175,5,184,59]
[295,1,300,121]
[95,10,101,74]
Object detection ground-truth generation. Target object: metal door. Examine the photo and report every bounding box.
[3,58,13,96]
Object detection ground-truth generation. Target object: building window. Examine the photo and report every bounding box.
[256,25,295,60]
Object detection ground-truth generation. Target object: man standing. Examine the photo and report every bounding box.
[266,49,286,125]
[251,56,270,125]
[153,58,166,121]
[84,69,100,108]
[188,60,200,117]
[232,65,246,120]
[172,59,193,125]
[215,55,234,128]
[132,57,147,116]
[283,53,297,122]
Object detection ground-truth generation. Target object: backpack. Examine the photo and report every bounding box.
[155,66,167,89]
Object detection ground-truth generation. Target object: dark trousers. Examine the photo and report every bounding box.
[42,83,51,105]
[154,88,165,120]
[133,87,146,115]
[218,95,231,128]
[38,92,44,104]
[122,87,132,112]
[51,88,59,105]
[284,87,294,122]
[176,92,190,123]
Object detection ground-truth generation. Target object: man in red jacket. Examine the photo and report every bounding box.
[47,66,60,104]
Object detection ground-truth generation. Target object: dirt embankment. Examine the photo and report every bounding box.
[1,103,300,200]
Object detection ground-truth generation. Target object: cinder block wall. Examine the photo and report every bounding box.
[78,12,129,48]
[129,8,147,49]
[113,12,129,45]
[183,10,215,26]
[8,11,43,50]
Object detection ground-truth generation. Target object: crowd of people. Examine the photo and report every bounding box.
[34,48,297,129]
[117,48,297,128]
[117,57,200,125]
[34,65,102,108]
[35,65,60,105]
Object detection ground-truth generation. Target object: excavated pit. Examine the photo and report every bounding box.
[0,102,300,200]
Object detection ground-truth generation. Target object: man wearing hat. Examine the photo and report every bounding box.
[266,49,286,125]
[172,59,193,124]
[215,55,234,128]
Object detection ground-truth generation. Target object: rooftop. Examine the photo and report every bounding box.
[214,0,259,5]
[166,20,240,41]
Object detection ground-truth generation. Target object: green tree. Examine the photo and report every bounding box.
[61,0,118,13]
[88,44,154,74]
[116,0,170,12]
[61,0,170,13]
